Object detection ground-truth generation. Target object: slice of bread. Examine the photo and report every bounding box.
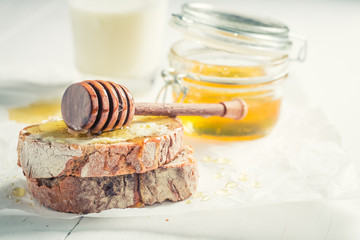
[26,146,198,214]
[17,116,183,178]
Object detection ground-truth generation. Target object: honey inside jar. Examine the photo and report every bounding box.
[172,63,284,141]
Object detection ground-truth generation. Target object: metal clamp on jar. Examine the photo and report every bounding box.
[162,3,307,141]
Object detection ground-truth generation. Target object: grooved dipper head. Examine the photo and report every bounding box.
[61,80,134,133]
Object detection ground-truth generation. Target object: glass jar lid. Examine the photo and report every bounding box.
[171,3,306,61]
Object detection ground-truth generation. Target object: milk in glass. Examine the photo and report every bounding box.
[68,0,168,93]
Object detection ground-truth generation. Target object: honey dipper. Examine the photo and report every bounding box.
[61,80,247,133]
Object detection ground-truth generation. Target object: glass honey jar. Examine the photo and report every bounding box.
[162,3,306,141]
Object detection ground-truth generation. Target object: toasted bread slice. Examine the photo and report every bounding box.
[18,116,183,178]
[26,146,198,214]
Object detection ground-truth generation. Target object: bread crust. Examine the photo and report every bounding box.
[17,118,183,178]
[26,146,198,214]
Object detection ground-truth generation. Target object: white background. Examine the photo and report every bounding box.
[0,0,360,239]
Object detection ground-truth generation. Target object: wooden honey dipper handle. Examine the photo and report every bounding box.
[134,100,247,120]
[61,80,247,134]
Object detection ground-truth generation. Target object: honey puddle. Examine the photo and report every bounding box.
[8,99,61,124]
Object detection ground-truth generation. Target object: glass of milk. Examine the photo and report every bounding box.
[68,0,168,95]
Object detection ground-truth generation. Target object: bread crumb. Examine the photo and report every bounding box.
[215,189,232,196]
[225,182,237,189]
[28,203,35,207]
[15,199,21,204]
[201,156,232,165]
[201,195,210,201]
[213,172,224,179]
[202,156,212,162]
[12,187,26,197]
[253,180,261,189]
[238,173,249,182]
[193,192,203,198]
[214,157,231,165]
